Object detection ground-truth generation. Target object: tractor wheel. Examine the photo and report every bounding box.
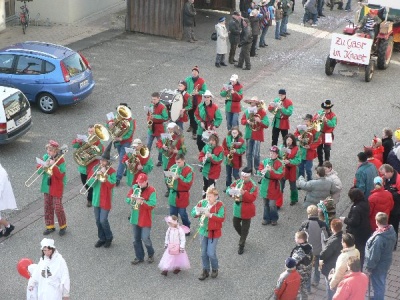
[377,36,394,70]
[325,55,336,76]
[364,60,374,82]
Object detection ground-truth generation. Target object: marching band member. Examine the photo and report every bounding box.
[126,173,157,265]
[194,90,223,152]
[268,89,293,147]
[107,103,136,187]
[167,154,194,234]
[279,133,302,207]
[258,146,284,226]
[157,122,187,197]
[147,92,169,167]
[123,138,153,187]
[219,74,243,130]
[185,66,207,140]
[39,140,68,236]
[72,124,102,207]
[191,187,225,280]
[316,99,337,166]
[87,143,116,248]
[294,114,322,181]
[241,96,269,173]
[199,134,224,198]
[222,126,246,190]
[175,80,193,130]
[226,166,258,254]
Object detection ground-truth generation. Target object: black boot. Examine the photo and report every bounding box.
[211,269,219,278]
[198,269,209,281]
[215,63,221,68]
[238,245,244,255]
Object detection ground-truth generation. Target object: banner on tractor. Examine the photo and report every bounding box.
[329,33,373,65]
[368,0,400,10]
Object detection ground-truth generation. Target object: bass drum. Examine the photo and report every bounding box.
[159,89,176,111]
[170,93,183,122]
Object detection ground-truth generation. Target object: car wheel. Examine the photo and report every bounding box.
[325,55,336,76]
[37,93,58,114]
[364,60,374,82]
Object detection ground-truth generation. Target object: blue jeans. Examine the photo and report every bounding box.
[345,0,351,10]
[225,111,239,131]
[275,20,282,39]
[176,121,183,130]
[318,0,324,15]
[299,159,313,181]
[259,25,269,46]
[246,139,260,172]
[200,235,219,271]
[226,164,240,187]
[94,207,113,241]
[147,134,162,163]
[132,225,155,261]
[324,275,336,300]
[370,271,386,300]
[303,10,318,24]
[280,15,289,34]
[169,205,191,228]
[307,255,320,290]
[263,198,279,222]
[115,141,130,180]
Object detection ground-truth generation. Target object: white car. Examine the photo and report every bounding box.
[0,86,32,144]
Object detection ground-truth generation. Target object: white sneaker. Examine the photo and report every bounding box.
[311,24,317,27]
[300,23,304,26]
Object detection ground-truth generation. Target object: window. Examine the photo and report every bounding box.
[45,61,55,74]
[0,54,15,74]
[15,56,43,75]
[3,92,29,121]
[62,53,86,77]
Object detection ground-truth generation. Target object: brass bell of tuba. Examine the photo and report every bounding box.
[73,124,110,167]
[166,164,179,188]
[109,105,132,139]
[127,146,149,174]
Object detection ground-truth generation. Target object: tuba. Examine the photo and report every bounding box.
[271,100,282,115]
[130,187,142,210]
[127,146,149,174]
[109,105,132,139]
[249,112,261,131]
[299,128,314,147]
[73,124,110,167]
[163,137,175,159]
[166,164,179,188]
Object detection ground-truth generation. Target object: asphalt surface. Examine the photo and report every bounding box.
[0,7,400,300]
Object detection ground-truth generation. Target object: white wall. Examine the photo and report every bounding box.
[0,0,5,32]
[24,0,122,24]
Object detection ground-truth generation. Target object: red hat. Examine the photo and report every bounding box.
[137,173,148,184]
[192,66,199,73]
[48,140,59,148]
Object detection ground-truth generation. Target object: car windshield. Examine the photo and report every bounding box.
[62,53,87,77]
[4,92,29,121]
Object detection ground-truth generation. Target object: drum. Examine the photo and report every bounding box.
[159,89,176,111]
[170,93,183,122]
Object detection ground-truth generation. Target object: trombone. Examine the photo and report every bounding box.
[25,146,68,188]
[79,164,111,195]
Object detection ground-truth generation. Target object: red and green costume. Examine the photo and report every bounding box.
[219,82,243,113]
[194,101,222,135]
[72,138,103,175]
[176,92,193,123]
[185,76,207,107]
[258,158,284,200]
[106,118,136,146]
[268,98,293,130]
[87,165,116,210]
[294,128,322,160]
[317,109,337,145]
[148,102,168,137]
[156,134,187,170]
[122,152,154,186]
[199,144,224,180]
[278,145,302,206]
[191,199,225,238]
[126,184,157,227]
[222,135,246,168]
[240,108,269,142]
[227,179,258,219]
[168,163,194,208]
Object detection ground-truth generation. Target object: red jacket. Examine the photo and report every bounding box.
[372,146,384,162]
[274,269,301,300]
[240,108,269,142]
[268,97,293,130]
[191,77,205,107]
[230,180,258,219]
[127,185,156,227]
[195,101,220,129]
[98,167,116,210]
[333,272,369,300]
[149,102,167,137]
[294,128,322,160]
[223,82,243,113]
[194,200,225,238]
[171,164,194,208]
[156,134,184,170]
[368,188,394,230]
[122,152,152,186]
[367,157,382,175]
[176,92,190,123]
[222,136,245,169]
[199,145,224,180]
[284,145,300,182]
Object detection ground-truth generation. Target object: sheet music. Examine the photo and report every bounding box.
[284,147,292,154]
[125,147,135,154]
[106,112,115,121]
[195,206,208,215]
[297,124,307,131]
[77,134,88,143]
[325,133,333,144]
[161,133,172,140]
[163,171,175,177]
[228,188,241,196]
[232,142,242,146]
[247,106,258,114]
[36,157,47,167]
[223,84,233,90]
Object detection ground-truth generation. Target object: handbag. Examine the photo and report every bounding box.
[168,243,180,255]
[211,32,217,41]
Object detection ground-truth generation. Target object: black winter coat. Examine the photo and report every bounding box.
[239,18,253,46]
[183,1,196,27]
[228,18,241,44]
[382,137,394,164]
[344,199,372,244]
[320,231,343,277]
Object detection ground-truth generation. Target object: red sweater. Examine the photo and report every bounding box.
[171,165,194,208]
[368,188,394,230]
[274,269,301,300]
[127,185,156,227]
[240,108,269,142]
[149,102,167,137]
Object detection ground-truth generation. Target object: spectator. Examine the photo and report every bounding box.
[368,176,394,231]
[354,151,378,199]
[319,219,343,300]
[228,11,242,64]
[215,17,228,68]
[301,0,318,27]
[365,212,397,300]
[235,17,253,70]
[323,161,343,204]
[280,0,292,37]
[328,0,343,11]
[290,231,313,300]
[371,136,384,163]
[249,9,261,57]
[340,188,371,269]
[240,0,253,18]
[344,0,352,12]
[297,166,339,208]
[274,1,284,40]
[357,9,382,40]
[259,0,273,47]
[379,163,400,250]
[317,0,325,17]
[274,257,301,300]
[386,128,400,172]
[364,147,382,174]
[381,127,394,164]
[332,257,368,300]
[329,233,360,291]
[183,0,197,43]
[298,205,329,289]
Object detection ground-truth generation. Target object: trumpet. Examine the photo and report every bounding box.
[25,146,68,188]
[233,180,244,203]
[79,164,112,195]
[225,85,233,100]
[166,165,179,188]
[260,157,273,176]
[130,187,142,210]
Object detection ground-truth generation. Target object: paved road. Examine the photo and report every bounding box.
[1,6,400,300]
